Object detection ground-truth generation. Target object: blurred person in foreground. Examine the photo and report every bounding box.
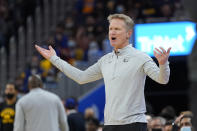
[149,116,166,131]
[172,111,194,131]
[65,97,85,131]
[164,120,173,131]
[13,75,69,131]
[86,117,100,131]
[35,13,171,131]
[0,83,18,131]
[85,107,96,120]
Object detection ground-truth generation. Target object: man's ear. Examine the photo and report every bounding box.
[127,29,133,39]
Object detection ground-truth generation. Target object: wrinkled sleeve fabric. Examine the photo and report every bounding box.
[14,102,25,131]
[50,55,103,84]
[143,60,170,84]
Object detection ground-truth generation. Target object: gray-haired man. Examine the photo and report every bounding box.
[14,75,69,131]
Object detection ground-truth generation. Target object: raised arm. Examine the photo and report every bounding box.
[35,45,103,84]
[143,47,171,84]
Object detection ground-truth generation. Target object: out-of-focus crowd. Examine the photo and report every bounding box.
[0,0,186,94]
[0,83,194,131]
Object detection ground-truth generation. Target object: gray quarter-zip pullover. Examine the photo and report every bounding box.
[50,44,170,125]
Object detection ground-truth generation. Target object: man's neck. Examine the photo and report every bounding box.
[6,97,16,105]
[114,43,129,52]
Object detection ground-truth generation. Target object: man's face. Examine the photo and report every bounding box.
[150,119,163,131]
[108,18,131,50]
[164,125,172,131]
[5,84,17,99]
[5,84,16,94]
[180,117,192,128]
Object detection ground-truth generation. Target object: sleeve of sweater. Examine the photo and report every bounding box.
[50,55,103,84]
[143,60,170,84]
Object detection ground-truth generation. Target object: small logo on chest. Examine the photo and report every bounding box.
[123,58,129,62]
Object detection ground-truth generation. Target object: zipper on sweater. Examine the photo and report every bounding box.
[112,54,118,79]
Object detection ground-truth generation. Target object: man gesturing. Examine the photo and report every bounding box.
[35,14,171,131]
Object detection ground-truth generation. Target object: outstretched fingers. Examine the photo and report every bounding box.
[159,47,166,54]
[35,45,44,54]
[49,45,53,51]
[35,44,51,59]
[167,47,171,55]
[155,48,163,56]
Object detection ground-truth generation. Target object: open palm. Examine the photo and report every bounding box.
[35,45,56,60]
[154,47,171,65]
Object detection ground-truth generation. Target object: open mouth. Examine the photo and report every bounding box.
[111,37,116,40]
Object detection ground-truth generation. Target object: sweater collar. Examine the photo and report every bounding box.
[30,88,42,92]
[113,44,133,56]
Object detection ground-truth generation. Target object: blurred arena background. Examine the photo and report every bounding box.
[0,0,196,129]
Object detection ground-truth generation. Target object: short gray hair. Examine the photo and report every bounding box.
[28,75,43,88]
[107,14,134,30]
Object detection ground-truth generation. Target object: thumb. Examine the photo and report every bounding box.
[49,45,53,51]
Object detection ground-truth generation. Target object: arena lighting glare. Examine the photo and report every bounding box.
[134,21,197,56]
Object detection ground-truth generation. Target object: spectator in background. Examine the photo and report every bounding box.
[14,76,25,99]
[14,75,69,131]
[43,67,58,90]
[164,120,173,131]
[172,111,194,131]
[81,0,96,15]
[160,3,173,20]
[160,105,176,121]
[179,115,194,131]
[65,97,86,131]
[105,0,116,16]
[64,16,75,37]
[75,26,89,61]
[54,23,70,61]
[146,114,153,131]
[86,117,100,131]
[149,116,166,131]
[0,82,18,131]
[88,34,103,65]
[23,55,43,92]
[85,107,96,120]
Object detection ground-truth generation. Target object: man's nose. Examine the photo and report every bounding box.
[110,30,116,35]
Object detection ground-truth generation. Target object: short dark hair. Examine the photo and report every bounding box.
[86,117,100,127]
[5,82,18,91]
[65,97,78,109]
[28,75,43,89]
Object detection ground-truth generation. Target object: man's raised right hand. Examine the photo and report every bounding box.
[35,45,56,60]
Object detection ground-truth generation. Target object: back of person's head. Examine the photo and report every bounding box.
[86,117,100,131]
[28,75,43,89]
[160,105,176,120]
[65,97,78,110]
[85,108,95,120]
